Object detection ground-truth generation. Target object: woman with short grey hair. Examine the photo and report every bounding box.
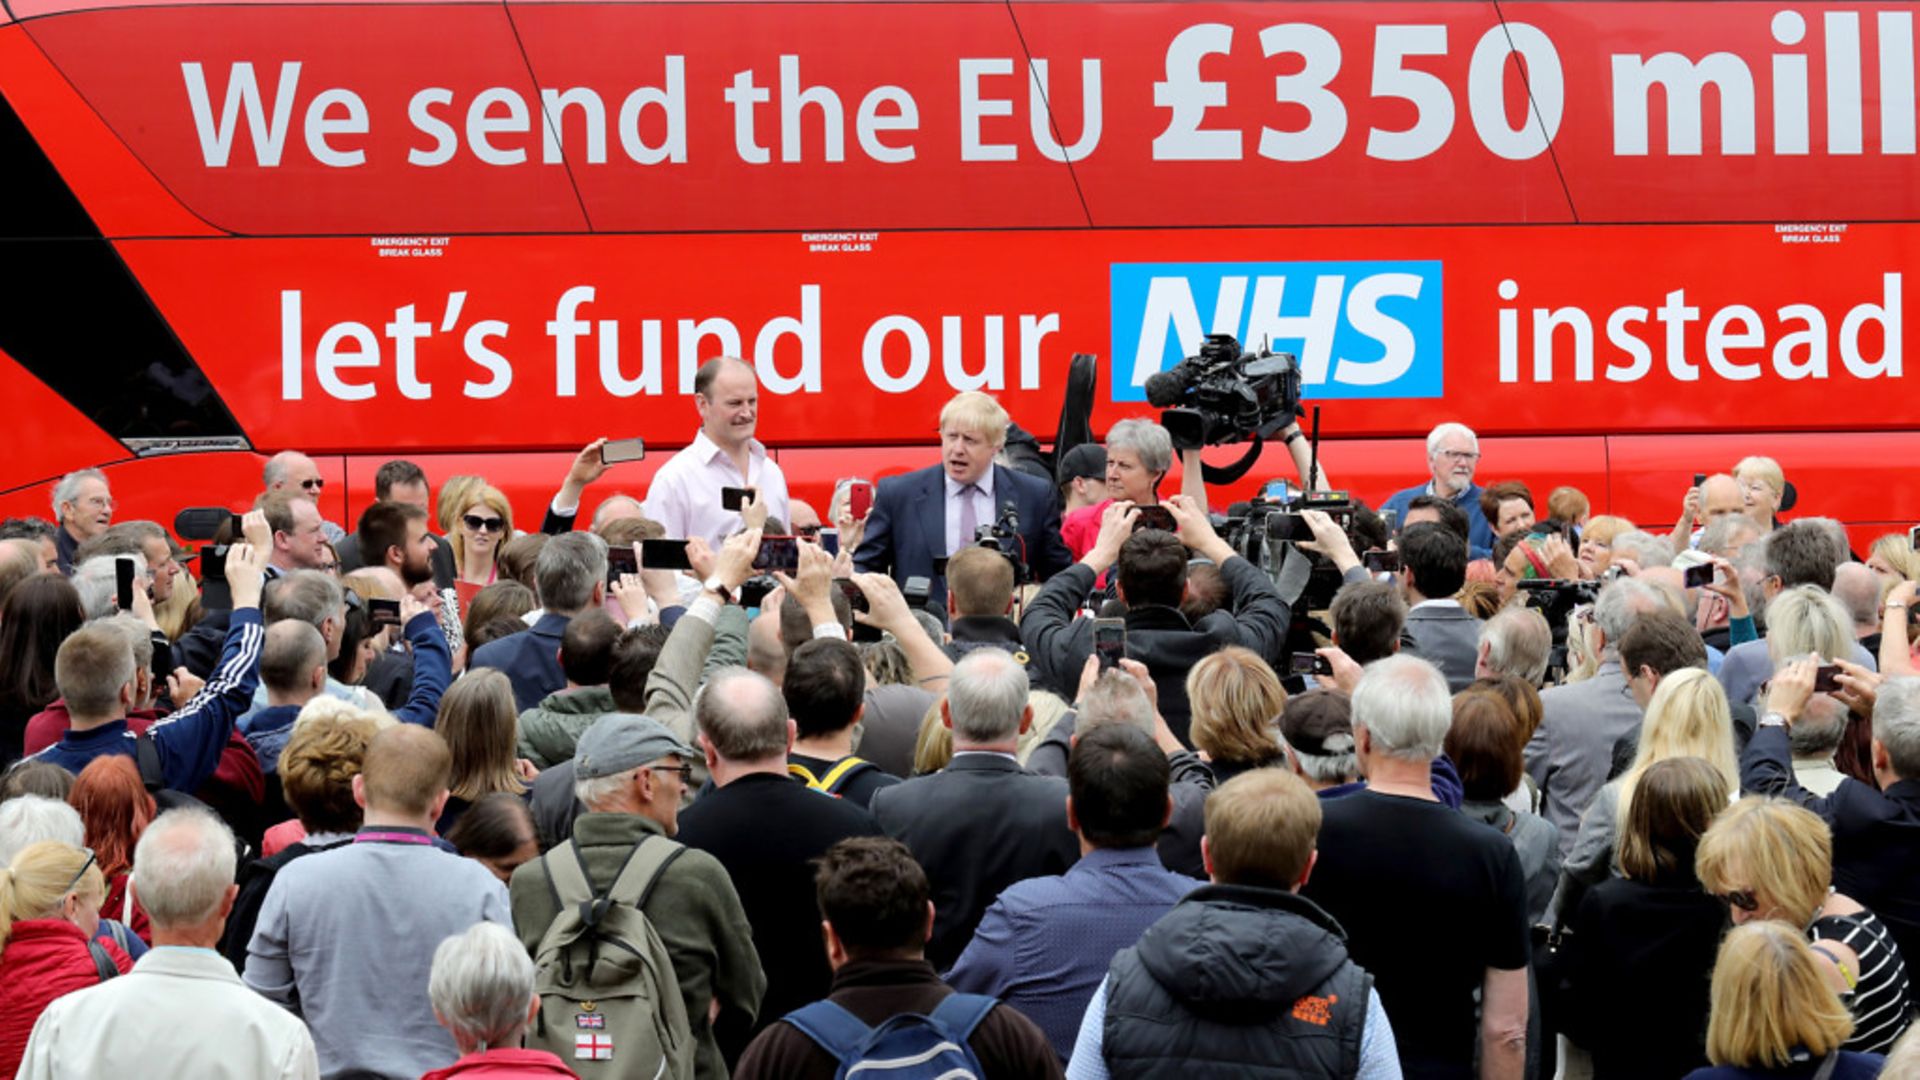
[425,921,573,1078]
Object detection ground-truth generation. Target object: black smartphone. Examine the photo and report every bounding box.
[1093,618,1127,670]
[1682,562,1716,588]
[818,527,840,556]
[607,544,639,584]
[836,577,870,615]
[639,538,694,572]
[199,544,228,578]
[1134,506,1177,533]
[368,597,402,627]
[600,437,645,464]
[753,536,799,573]
[722,486,756,512]
[1693,472,1707,487]
[115,556,137,611]
[1266,512,1311,543]
[1291,651,1334,677]
[1364,549,1401,573]
[903,576,931,608]
[1813,665,1842,693]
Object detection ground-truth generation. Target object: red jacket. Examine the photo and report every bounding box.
[23,699,265,808]
[0,918,132,1075]
[420,1048,578,1079]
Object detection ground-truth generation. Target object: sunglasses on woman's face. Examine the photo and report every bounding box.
[1716,889,1760,913]
[462,514,505,533]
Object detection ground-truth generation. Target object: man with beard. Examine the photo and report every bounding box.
[1379,423,1494,560]
[357,501,440,592]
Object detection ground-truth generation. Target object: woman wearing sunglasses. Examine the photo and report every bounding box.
[448,484,515,610]
[1697,797,1913,1055]
[0,840,130,1074]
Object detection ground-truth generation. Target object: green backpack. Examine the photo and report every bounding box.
[527,836,695,1080]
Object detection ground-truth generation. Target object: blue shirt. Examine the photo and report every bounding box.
[1066,975,1403,1079]
[944,846,1201,1062]
[1379,481,1493,560]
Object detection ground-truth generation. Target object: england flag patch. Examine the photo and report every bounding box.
[575,1033,613,1060]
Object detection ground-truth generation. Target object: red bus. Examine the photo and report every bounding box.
[0,0,1916,545]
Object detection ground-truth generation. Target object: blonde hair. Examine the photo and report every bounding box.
[1582,515,1635,549]
[1734,456,1786,500]
[1204,769,1321,891]
[435,669,527,801]
[0,840,104,949]
[449,485,515,576]
[153,566,202,642]
[1187,647,1287,768]
[437,475,485,535]
[1705,921,1853,1067]
[912,695,952,776]
[1619,668,1736,825]
[1870,533,1920,582]
[937,392,1009,450]
[1764,585,1855,670]
[1695,797,1834,927]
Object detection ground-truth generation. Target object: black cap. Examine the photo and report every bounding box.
[1057,443,1107,484]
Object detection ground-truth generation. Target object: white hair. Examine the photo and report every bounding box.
[1105,419,1173,477]
[1075,672,1155,735]
[1609,530,1675,572]
[0,795,86,864]
[947,648,1030,743]
[1285,742,1358,785]
[1425,423,1478,457]
[1594,577,1667,658]
[1479,607,1552,687]
[131,808,237,929]
[1872,678,1920,780]
[1351,654,1451,762]
[51,469,106,522]
[575,766,643,810]
[1830,562,1882,631]
[430,921,536,1052]
[71,553,148,620]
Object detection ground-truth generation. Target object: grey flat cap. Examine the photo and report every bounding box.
[573,713,696,780]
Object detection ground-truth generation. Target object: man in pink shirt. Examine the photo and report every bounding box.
[643,356,791,546]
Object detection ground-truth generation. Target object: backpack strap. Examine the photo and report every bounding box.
[787,762,825,788]
[928,993,999,1043]
[88,940,120,983]
[817,757,876,796]
[782,1000,877,1063]
[132,734,166,793]
[602,833,686,911]
[104,918,133,956]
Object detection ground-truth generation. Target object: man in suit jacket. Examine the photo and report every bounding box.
[1526,576,1667,856]
[853,391,1072,608]
[1396,522,1481,692]
[869,647,1080,970]
[471,532,607,711]
[1020,497,1290,747]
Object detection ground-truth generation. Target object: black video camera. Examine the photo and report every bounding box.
[972,505,1031,584]
[1145,333,1303,451]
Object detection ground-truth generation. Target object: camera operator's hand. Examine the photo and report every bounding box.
[710,529,761,595]
[1317,645,1364,695]
[1081,500,1140,575]
[1701,555,1749,620]
[1166,495,1234,565]
[224,541,268,611]
[241,508,272,553]
[1764,656,1819,725]
[739,488,769,532]
[774,540,837,629]
[1540,535,1580,580]
[1298,510,1360,575]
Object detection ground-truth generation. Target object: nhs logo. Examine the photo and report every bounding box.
[1110,261,1444,401]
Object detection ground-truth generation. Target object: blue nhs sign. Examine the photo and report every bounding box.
[1110,261,1444,402]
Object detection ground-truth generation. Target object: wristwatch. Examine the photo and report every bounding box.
[701,576,735,604]
[1759,711,1789,729]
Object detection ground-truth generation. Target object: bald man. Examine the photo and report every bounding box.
[642,356,791,547]
[262,451,345,544]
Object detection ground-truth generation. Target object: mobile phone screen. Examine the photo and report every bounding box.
[1093,618,1126,670]
[607,544,639,583]
[753,536,800,573]
[369,598,402,627]
[1682,562,1715,588]
[639,539,694,572]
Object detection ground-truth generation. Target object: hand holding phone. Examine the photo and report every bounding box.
[1813,665,1842,693]
[849,481,874,521]
[722,487,756,512]
[1291,651,1334,677]
[1682,562,1716,588]
[753,536,800,573]
[369,598,402,628]
[607,544,639,584]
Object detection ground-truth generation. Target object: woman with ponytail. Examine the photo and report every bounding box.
[0,839,131,1074]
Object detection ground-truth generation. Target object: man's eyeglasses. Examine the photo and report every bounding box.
[648,764,694,783]
[1716,889,1760,913]
[463,514,505,533]
[64,847,96,896]
[1437,450,1481,462]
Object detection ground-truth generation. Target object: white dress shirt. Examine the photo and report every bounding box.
[642,429,791,547]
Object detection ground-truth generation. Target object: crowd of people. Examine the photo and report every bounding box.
[0,354,1917,1080]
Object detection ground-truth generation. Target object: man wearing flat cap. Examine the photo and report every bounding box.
[508,712,766,1080]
